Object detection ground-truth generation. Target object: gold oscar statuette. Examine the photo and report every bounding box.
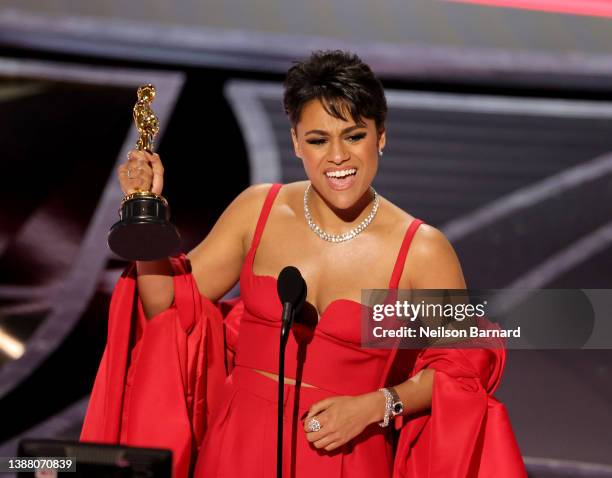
[107,84,181,261]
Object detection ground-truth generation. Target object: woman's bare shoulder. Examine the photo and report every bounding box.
[229,183,278,241]
[237,181,306,210]
[224,182,283,226]
[186,183,274,260]
[380,196,464,288]
[379,195,441,245]
[235,182,277,207]
[268,180,310,213]
[277,181,309,200]
[378,195,418,233]
[407,222,466,289]
[220,181,304,239]
[184,183,278,300]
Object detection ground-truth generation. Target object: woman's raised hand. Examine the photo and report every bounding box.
[118,150,165,196]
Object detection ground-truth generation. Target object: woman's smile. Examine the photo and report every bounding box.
[324,166,358,190]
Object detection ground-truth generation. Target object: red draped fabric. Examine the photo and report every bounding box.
[81,254,527,477]
[392,346,527,477]
[80,255,231,478]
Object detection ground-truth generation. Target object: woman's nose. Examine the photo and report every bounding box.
[329,140,349,163]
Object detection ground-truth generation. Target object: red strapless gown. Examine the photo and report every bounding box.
[80,183,527,478]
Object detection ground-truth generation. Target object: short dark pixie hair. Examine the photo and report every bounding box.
[283,49,387,132]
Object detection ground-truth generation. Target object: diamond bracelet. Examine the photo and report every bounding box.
[377,387,393,428]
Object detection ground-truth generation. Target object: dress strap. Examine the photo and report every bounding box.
[378,218,425,392]
[248,183,283,256]
[388,218,424,289]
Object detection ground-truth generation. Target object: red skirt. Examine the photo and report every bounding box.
[194,365,394,477]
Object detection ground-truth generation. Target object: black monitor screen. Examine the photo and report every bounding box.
[16,439,172,478]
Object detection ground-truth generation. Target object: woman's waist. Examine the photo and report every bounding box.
[231,364,338,407]
[234,318,391,395]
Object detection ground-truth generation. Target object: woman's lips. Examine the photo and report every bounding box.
[324,170,357,191]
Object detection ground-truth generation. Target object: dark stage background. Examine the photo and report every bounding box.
[0,2,611,477]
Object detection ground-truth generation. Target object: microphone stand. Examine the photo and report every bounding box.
[277,302,295,478]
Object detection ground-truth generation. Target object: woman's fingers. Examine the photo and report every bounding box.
[145,151,164,196]
[306,420,341,450]
[304,413,339,448]
[117,163,139,195]
[304,414,326,437]
[305,398,333,420]
[126,159,152,192]
[117,150,162,196]
[305,415,343,450]
[316,436,341,451]
[313,434,335,449]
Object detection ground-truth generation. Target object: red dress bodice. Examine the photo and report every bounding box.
[234,183,424,395]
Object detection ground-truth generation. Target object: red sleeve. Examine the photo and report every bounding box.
[80,253,232,478]
[392,320,528,478]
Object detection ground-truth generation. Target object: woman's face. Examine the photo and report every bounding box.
[291,98,385,211]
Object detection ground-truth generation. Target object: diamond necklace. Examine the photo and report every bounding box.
[303,183,379,243]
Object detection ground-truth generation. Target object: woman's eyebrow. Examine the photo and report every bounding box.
[304,125,366,136]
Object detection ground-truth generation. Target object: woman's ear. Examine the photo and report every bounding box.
[291,127,302,159]
[377,127,386,153]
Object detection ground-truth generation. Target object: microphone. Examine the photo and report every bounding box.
[276,266,306,478]
[277,266,307,342]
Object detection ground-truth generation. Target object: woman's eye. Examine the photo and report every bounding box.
[306,138,327,145]
[347,133,366,142]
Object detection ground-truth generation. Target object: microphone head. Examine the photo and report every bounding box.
[277,266,307,312]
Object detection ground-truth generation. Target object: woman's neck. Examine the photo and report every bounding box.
[307,184,375,232]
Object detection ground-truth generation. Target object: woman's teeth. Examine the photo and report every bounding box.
[324,168,358,190]
[325,168,357,178]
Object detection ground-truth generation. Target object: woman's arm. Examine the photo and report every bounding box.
[136,259,174,319]
[186,183,272,303]
[381,224,468,417]
[136,183,272,319]
[116,150,175,319]
[361,368,436,426]
[119,150,272,319]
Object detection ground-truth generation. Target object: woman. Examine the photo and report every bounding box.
[81,50,527,477]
